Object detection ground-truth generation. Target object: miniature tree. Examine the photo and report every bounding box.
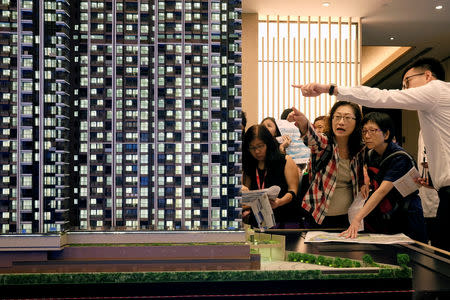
[305,254,316,264]
[288,252,302,262]
[397,253,410,267]
[317,255,325,265]
[362,254,374,267]
[395,253,412,278]
[342,258,353,268]
[324,257,334,267]
[333,257,343,268]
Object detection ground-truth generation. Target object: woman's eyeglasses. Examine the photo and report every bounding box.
[362,128,382,136]
[332,114,356,123]
[249,144,266,152]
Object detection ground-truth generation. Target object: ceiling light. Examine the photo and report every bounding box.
[389,37,395,40]
[322,2,331,7]
[435,5,443,10]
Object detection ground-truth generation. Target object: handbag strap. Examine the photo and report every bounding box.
[367,149,417,210]
[367,149,417,184]
[379,150,417,169]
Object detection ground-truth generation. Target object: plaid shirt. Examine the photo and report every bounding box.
[302,122,364,224]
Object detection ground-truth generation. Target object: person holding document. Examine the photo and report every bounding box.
[339,112,427,242]
[242,125,300,228]
[293,57,449,250]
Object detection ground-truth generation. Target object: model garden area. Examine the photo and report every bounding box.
[0,231,412,285]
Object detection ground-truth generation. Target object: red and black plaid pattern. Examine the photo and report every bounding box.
[301,122,364,224]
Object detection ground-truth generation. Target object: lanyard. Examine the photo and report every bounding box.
[256,168,267,190]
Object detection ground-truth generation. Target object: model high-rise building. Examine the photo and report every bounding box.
[0,0,72,234]
[0,0,242,233]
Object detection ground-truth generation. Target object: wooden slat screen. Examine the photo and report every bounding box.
[258,16,361,123]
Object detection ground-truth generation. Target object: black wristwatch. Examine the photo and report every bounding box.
[328,84,336,96]
[287,190,296,199]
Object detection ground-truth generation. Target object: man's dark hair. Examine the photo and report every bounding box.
[280,108,293,120]
[402,57,446,81]
[362,112,395,143]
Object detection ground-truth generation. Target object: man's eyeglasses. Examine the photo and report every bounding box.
[249,144,266,152]
[402,72,425,89]
[362,128,382,136]
[332,114,356,123]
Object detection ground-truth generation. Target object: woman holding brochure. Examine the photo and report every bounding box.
[339,112,427,242]
[242,124,300,228]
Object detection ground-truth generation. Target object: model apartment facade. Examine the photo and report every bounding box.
[0,0,242,233]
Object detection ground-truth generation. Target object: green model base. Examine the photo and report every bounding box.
[0,253,411,286]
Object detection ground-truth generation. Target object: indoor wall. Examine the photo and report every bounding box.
[242,13,450,159]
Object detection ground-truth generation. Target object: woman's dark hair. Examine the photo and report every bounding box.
[280,108,293,120]
[242,125,283,175]
[362,112,395,143]
[328,101,363,158]
[261,117,282,137]
[402,57,446,81]
[242,111,247,127]
[241,111,247,136]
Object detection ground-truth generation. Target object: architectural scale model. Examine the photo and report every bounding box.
[0,0,242,234]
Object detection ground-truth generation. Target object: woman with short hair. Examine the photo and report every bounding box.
[340,112,427,242]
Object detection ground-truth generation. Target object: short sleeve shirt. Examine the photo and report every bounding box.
[367,142,421,209]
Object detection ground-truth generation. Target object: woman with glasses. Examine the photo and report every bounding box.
[288,101,366,228]
[340,112,427,242]
[293,57,449,250]
[242,124,301,228]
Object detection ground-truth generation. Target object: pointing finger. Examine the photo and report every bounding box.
[292,107,301,115]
